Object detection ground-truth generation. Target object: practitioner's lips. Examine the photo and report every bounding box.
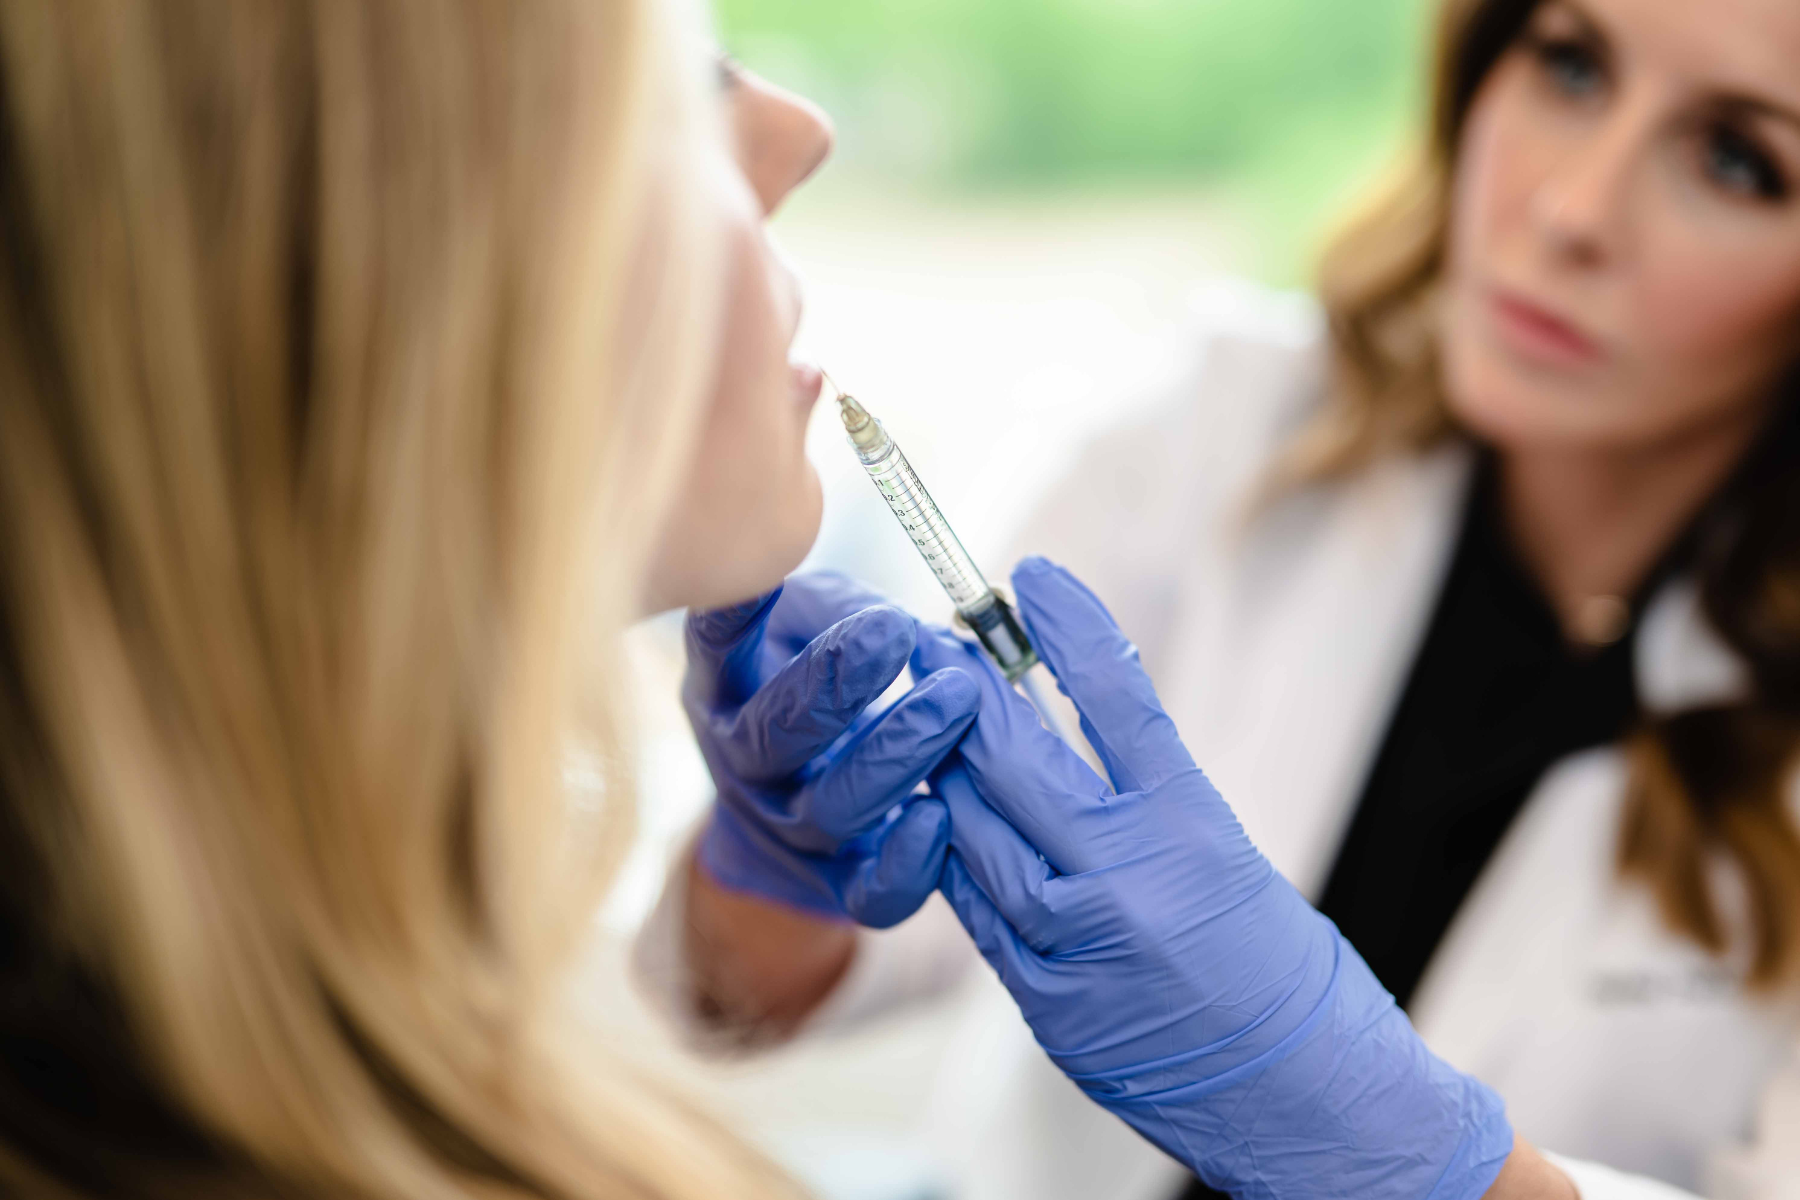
[1487,286,1604,367]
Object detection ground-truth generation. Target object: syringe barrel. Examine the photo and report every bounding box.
[853,423,994,613]
[958,591,1040,682]
[846,408,1040,682]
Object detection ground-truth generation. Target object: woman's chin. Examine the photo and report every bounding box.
[759,469,825,583]
[730,492,825,608]
[639,483,824,618]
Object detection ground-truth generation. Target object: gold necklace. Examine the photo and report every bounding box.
[1572,594,1630,648]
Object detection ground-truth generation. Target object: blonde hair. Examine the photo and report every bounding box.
[0,2,799,1197]
[1305,0,1800,986]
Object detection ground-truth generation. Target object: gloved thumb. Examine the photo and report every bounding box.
[685,587,783,706]
[842,799,951,929]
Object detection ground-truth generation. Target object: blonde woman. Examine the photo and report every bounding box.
[0,2,838,1196]
[653,0,1800,1197]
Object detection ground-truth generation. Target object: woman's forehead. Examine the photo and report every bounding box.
[1568,0,1800,113]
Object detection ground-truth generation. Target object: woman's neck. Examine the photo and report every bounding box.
[1498,411,1765,643]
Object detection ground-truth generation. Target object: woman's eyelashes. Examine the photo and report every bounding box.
[1529,33,1608,101]
[1519,26,1790,207]
[1699,121,1789,203]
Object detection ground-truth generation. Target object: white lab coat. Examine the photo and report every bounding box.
[636,285,1800,1200]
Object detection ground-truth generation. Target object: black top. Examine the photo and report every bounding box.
[1318,463,1648,1010]
[1178,462,1664,1200]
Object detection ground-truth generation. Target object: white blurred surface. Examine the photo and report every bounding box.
[788,188,1244,619]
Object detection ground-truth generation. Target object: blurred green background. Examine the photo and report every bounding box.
[718,0,1436,281]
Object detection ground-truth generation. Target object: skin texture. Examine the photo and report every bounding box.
[1488,1138,1581,1200]
[1444,0,1800,633]
[683,853,857,1034]
[661,1,1800,1189]
[640,63,834,614]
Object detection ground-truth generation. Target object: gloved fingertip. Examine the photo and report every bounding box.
[789,570,883,607]
[907,622,957,674]
[766,573,898,648]
[909,623,994,689]
[838,603,916,660]
[1011,574,1133,681]
[906,795,952,848]
[801,605,916,713]
[907,618,946,649]
[938,848,975,907]
[1011,556,1089,611]
[915,667,982,723]
[687,587,783,649]
[844,799,950,929]
[1010,555,1080,596]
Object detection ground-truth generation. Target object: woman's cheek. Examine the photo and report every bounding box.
[1452,59,1561,276]
[781,460,825,569]
[1632,226,1800,424]
[736,266,820,565]
[702,241,822,598]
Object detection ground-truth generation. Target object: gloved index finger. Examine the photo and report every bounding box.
[790,666,979,849]
[715,604,917,783]
[685,587,783,706]
[765,572,897,658]
[1011,557,1194,794]
[911,623,1114,876]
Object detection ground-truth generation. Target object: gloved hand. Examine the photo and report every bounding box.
[914,557,1513,1200]
[685,572,978,928]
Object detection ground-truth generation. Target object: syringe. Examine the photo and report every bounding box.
[832,383,1040,683]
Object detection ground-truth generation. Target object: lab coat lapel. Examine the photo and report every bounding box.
[1159,440,1474,899]
[1403,580,1800,1187]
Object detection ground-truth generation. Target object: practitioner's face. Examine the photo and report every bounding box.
[1441,0,1800,453]
[643,61,834,612]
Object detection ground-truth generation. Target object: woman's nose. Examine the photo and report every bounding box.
[1527,97,1649,269]
[1527,94,1661,269]
[729,70,836,217]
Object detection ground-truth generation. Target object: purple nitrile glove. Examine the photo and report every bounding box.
[685,572,979,928]
[914,556,1514,1200]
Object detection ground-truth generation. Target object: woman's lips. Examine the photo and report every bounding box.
[1487,287,1603,366]
[790,361,824,411]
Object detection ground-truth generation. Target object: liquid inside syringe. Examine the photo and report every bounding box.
[834,385,1039,682]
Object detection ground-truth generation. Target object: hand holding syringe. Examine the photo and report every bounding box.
[677,380,1082,943]
[830,378,1068,732]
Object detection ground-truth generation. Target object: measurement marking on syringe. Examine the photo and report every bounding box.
[833,382,1040,678]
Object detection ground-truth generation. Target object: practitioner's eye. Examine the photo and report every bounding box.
[1699,121,1789,203]
[1532,36,1606,101]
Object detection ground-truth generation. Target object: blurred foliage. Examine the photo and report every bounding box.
[717,0,1434,188]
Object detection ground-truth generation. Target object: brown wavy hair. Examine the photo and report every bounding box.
[1303,0,1800,986]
